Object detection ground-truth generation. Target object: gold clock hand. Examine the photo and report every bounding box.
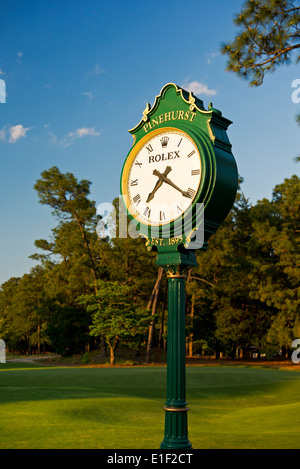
[146,166,172,202]
[146,179,163,203]
[152,170,192,198]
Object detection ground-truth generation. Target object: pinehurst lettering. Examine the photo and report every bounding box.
[143,110,196,133]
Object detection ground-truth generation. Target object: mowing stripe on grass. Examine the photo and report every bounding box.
[1,364,300,448]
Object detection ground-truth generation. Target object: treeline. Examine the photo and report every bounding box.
[0,167,299,362]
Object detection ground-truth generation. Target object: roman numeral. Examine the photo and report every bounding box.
[178,138,183,147]
[143,206,151,218]
[187,150,196,158]
[135,161,142,167]
[130,179,138,186]
[133,194,141,205]
[146,144,153,153]
[177,205,183,213]
[159,211,166,221]
[191,169,200,176]
[187,188,196,198]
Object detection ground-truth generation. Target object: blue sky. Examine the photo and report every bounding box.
[0,0,299,285]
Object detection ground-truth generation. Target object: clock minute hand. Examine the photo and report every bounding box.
[153,170,192,198]
[146,166,172,203]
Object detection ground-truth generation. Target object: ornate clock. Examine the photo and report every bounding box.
[120,83,238,450]
[121,83,238,254]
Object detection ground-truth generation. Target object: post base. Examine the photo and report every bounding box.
[160,439,192,450]
[160,406,192,449]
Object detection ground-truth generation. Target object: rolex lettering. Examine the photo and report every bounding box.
[122,127,202,226]
[148,151,180,163]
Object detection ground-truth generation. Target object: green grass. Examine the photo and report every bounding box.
[0,362,300,449]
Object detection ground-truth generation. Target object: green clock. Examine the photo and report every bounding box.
[120,83,239,450]
[121,83,238,251]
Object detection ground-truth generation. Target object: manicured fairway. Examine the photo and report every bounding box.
[0,362,300,449]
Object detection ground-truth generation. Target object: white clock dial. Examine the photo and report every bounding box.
[125,128,201,226]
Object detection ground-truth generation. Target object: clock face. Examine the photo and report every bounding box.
[123,128,202,226]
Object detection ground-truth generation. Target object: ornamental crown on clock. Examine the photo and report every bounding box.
[123,128,202,226]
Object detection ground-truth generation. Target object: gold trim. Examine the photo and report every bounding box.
[128,83,213,134]
[142,103,151,122]
[167,274,186,279]
[163,406,190,412]
[206,118,216,143]
[188,92,196,111]
[185,228,198,245]
[164,265,191,277]
[139,233,152,251]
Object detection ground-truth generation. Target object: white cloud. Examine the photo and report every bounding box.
[50,127,101,147]
[9,124,32,143]
[82,91,94,100]
[48,131,58,144]
[85,64,107,78]
[68,127,100,139]
[93,64,105,75]
[182,80,217,97]
[17,51,23,58]
[0,125,32,143]
[206,52,219,64]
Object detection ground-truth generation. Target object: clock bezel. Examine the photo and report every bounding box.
[121,124,216,240]
[121,127,202,227]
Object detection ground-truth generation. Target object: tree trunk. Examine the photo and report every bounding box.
[37,324,40,354]
[110,346,115,366]
[108,339,118,366]
[100,337,107,357]
[146,267,164,363]
[74,215,98,292]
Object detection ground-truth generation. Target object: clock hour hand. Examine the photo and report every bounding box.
[152,170,192,198]
[146,166,172,202]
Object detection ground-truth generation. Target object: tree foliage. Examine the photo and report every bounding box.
[0,167,298,361]
[80,280,152,364]
[250,175,300,349]
[221,0,300,86]
[33,166,101,288]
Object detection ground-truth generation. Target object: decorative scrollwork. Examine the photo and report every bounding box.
[163,264,191,278]
[188,92,196,111]
[142,103,151,122]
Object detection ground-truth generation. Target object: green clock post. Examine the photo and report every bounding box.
[121,83,238,449]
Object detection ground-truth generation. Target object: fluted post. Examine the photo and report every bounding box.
[160,273,192,449]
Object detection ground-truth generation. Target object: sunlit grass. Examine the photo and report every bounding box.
[0,363,300,449]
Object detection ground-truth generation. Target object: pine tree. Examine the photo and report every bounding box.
[249,175,300,354]
[33,166,101,291]
[221,0,300,86]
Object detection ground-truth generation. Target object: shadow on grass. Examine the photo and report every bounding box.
[1,363,300,407]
